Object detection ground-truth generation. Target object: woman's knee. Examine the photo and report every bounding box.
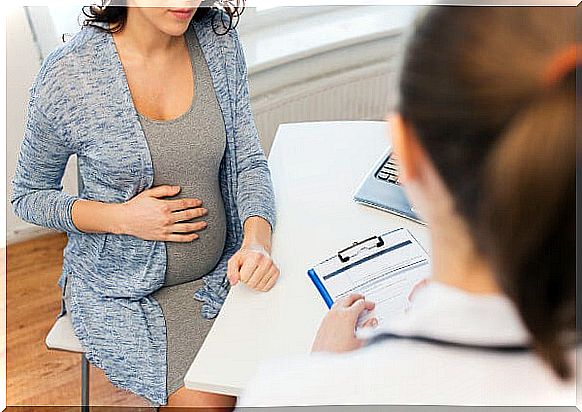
[163,387,236,411]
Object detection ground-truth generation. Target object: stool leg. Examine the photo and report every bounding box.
[81,354,90,411]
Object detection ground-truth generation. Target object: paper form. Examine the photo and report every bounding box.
[309,228,430,326]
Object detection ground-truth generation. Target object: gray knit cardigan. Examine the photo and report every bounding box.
[12,13,276,405]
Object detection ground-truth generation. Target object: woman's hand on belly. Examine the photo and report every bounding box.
[113,185,208,242]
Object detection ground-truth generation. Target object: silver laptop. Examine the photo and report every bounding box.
[353,150,423,224]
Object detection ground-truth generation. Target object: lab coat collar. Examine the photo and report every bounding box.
[365,281,531,347]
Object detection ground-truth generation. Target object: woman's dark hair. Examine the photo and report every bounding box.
[82,0,245,35]
[398,7,576,379]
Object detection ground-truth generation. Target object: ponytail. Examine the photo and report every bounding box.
[479,69,576,379]
[398,7,577,379]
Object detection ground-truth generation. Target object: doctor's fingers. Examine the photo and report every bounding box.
[348,299,375,317]
[361,317,379,329]
[334,294,365,309]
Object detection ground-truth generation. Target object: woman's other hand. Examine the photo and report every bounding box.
[227,216,279,292]
[118,185,208,242]
[227,244,280,292]
[311,294,377,353]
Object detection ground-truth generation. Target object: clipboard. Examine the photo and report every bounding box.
[307,228,430,325]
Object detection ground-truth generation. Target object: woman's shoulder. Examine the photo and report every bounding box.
[32,26,106,98]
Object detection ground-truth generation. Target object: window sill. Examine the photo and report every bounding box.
[240,6,419,76]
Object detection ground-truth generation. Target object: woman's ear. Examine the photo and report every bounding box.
[391,114,423,185]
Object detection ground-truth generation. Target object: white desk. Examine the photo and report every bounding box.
[184,121,429,396]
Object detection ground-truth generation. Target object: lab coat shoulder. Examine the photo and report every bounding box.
[239,344,393,407]
[239,284,575,408]
[239,341,576,407]
[239,353,343,407]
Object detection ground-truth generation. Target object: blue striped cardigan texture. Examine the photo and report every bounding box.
[12,13,276,405]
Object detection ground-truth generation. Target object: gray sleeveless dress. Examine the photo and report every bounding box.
[64,28,227,397]
[140,30,228,395]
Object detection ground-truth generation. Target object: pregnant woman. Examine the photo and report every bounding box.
[12,0,279,407]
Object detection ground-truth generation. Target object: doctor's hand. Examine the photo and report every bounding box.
[227,244,280,292]
[311,294,377,353]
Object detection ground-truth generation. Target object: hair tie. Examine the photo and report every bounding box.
[543,44,581,88]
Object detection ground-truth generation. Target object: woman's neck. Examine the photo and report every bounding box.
[113,10,184,58]
[430,213,501,295]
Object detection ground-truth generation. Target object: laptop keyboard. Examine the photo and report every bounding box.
[376,154,400,185]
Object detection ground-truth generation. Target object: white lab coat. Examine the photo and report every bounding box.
[238,282,575,407]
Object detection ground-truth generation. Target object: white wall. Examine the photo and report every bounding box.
[6,6,77,244]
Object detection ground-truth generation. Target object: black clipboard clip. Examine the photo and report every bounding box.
[338,235,385,263]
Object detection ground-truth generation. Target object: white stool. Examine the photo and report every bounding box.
[44,170,90,410]
[45,313,90,411]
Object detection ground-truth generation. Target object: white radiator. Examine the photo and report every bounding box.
[251,61,398,154]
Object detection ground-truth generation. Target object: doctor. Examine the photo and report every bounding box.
[239,7,576,407]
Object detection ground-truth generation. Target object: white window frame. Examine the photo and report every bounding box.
[26,5,348,59]
[238,6,344,34]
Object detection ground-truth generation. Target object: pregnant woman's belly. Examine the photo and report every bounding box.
[141,111,228,287]
[139,95,227,285]
[163,180,227,286]
[138,30,228,287]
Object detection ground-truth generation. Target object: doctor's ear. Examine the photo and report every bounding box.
[390,114,428,185]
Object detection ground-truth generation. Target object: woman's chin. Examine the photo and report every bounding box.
[160,22,192,37]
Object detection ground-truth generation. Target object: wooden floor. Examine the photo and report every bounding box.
[6,233,153,409]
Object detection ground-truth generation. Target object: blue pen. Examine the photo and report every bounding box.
[308,269,334,309]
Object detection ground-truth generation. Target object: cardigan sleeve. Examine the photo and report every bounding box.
[232,31,277,230]
[11,88,83,234]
